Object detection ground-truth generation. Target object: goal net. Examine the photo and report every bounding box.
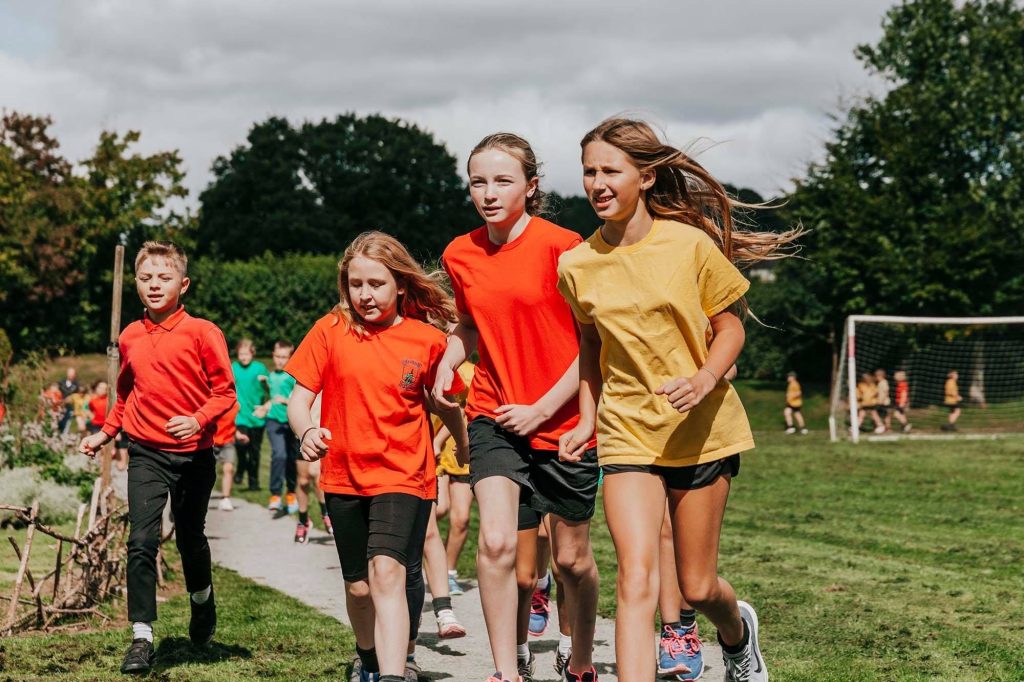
[829,316,1024,442]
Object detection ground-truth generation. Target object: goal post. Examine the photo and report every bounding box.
[829,315,1024,443]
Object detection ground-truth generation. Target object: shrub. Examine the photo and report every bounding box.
[0,467,82,525]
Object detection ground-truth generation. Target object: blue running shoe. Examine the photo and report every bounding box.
[528,576,551,637]
[658,622,704,680]
[448,573,464,596]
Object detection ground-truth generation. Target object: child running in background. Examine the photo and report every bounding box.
[942,370,962,431]
[294,393,332,543]
[265,340,300,516]
[783,372,807,435]
[433,361,476,598]
[286,231,469,682]
[433,133,601,682]
[558,118,800,682]
[232,339,269,492]
[856,373,883,434]
[874,369,891,433]
[71,385,90,434]
[893,370,912,432]
[79,241,235,675]
[213,404,240,511]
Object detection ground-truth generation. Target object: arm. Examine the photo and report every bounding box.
[169,328,238,439]
[287,384,331,461]
[431,313,478,408]
[433,423,452,457]
[495,354,580,437]
[82,351,131,455]
[434,402,469,468]
[656,310,744,413]
[558,322,602,461]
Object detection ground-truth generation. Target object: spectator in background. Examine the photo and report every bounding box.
[892,371,912,433]
[942,370,963,432]
[874,369,891,434]
[856,373,884,434]
[783,371,808,435]
[57,367,79,433]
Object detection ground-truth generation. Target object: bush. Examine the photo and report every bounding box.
[0,467,82,525]
[187,252,339,352]
[0,419,95,499]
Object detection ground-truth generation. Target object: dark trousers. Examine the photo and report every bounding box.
[265,418,298,496]
[126,442,216,623]
[235,425,265,489]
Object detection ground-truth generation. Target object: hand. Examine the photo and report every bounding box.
[253,404,269,419]
[79,432,110,458]
[432,435,448,458]
[558,422,594,462]
[273,396,289,405]
[300,427,332,462]
[655,370,717,413]
[235,431,250,445]
[494,403,550,437]
[430,364,459,409]
[165,416,201,440]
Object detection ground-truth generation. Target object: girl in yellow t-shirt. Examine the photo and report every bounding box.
[558,117,800,682]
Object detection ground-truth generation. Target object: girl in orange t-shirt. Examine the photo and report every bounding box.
[286,232,468,682]
[432,133,600,682]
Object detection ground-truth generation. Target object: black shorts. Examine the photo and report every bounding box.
[602,454,741,491]
[325,493,431,583]
[786,405,801,413]
[447,473,471,486]
[947,403,962,412]
[895,406,907,415]
[468,417,599,524]
[876,406,889,418]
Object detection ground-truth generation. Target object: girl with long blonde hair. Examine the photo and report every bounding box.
[287,231,470,682]
[558,118,800,682]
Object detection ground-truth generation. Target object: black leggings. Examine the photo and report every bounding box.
[326,493,431,641]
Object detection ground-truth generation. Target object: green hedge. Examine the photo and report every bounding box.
[187,252,340,352]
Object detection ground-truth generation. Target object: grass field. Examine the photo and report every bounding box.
[5,359,1023,680]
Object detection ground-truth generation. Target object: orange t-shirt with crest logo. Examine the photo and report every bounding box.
[285,314,464,500]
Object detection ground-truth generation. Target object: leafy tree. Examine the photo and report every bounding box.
[197,114,477,261]
[766,0,1024,380]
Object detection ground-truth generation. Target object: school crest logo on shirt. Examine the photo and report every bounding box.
[400,358,423,391]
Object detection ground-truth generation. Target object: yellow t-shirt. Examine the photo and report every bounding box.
[857,382,877,407]
[433,362,476,476]
[557,220,754,467]
[944,378,961,405]
[786,380,803,408]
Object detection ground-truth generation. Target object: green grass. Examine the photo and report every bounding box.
[0,560,356,681]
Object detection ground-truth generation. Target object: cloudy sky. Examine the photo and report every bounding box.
[2,0,893,203]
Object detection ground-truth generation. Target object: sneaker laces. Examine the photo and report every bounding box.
[661,624,702,657]
[530,589,549,615]
[722,644,752,682]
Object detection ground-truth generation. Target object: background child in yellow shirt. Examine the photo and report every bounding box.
[784,371,808,435]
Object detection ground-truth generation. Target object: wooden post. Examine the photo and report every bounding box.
[4,501,39,633]
[102,245,125,492]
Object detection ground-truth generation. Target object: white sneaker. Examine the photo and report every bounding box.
[784,427,796,434]
[722,601,767,682]
[873,426,886,434]
[218,498,234,511]
[800,428,808,435]
[436,608,467,639]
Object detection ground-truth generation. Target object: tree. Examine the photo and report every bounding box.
[0,113,190,353]
[767,0,1024,380]
[196,114,477,261]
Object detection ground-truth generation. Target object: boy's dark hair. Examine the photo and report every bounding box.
[274,340,294,352]
[787,371,797,379]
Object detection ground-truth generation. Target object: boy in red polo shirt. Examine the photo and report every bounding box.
[79,241,236,675]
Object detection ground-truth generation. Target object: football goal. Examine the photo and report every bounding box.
[829,315,1024,443]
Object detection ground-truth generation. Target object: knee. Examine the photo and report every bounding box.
[128,527,161,557]
[516,565,537,593]
[369,556,405,592]
[554,542,595,581]
[617,561,658,604]
[425,521,440,543]
[297,473,310,488]
[681,577,721,610]
[478,530,516,566]
[450,509,469,533]
[346,579,372,605]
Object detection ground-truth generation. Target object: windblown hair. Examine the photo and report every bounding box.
[580,118,802,266]
[135,240,188,276]
[468,133,548,216]
[332,231,457,336]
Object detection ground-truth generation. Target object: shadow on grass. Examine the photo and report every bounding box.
[152,637,252,670]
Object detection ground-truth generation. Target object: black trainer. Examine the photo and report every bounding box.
[188,587,217,645]
[120,638,155,674]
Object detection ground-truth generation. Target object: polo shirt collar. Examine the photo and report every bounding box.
[143,305,188,332]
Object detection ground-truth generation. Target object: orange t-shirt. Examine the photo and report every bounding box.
[285,314,465,500]
[88,396,108,427]
[214,404,239,446]
[443,217,591,451]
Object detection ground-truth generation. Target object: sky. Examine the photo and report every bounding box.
[1,0,895,203]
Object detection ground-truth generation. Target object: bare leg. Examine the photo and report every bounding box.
[516,526,539,645]
[795,411,806,430]
[550,515,599,672]
[445,481,473,572]
[369,555,409,676]
[423,508,450,601]
[475,476,521,679]
[345,578,376,650]
[221,462,234,499]
[783,406,793,428]
[603,472,666,681]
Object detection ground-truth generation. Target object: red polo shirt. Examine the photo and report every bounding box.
[102,306,236,453]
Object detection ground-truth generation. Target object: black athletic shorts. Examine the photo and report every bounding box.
[602,454,741,491]
[325,493,431,582]
[447,473,471,486]
[876,406,889,418]
[786,404,802,413]
[468,416,599,524]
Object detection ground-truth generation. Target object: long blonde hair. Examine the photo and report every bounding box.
[580,118,802,265]
[332,231,457,336]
